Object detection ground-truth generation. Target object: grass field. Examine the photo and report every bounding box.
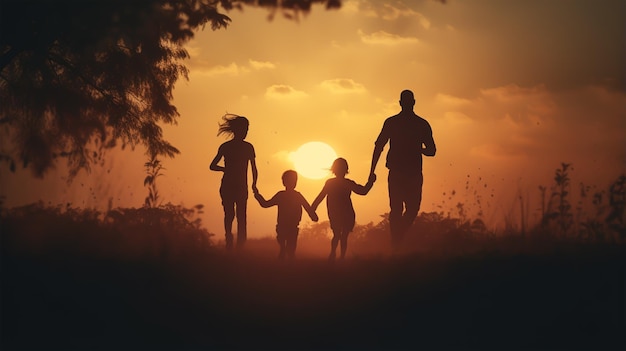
[1,202,623,350]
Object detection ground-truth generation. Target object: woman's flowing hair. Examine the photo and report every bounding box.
[217,113,249,138]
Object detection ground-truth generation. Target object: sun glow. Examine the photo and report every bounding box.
[289,142,338,180]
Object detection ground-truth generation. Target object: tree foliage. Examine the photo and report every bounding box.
[0,0,341,178]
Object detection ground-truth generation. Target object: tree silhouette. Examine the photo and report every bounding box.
[0,0,340,178]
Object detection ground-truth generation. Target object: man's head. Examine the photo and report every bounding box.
[282,170,298,190]
[399,89,415,110]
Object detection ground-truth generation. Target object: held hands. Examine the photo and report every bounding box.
[252,185,263,203]
[309,203,319,222]
[367,172,377,184]
[310,211,319,222]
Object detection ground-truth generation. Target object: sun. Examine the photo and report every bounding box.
[289,141,338,179]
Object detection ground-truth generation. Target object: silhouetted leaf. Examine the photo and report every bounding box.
[144,176,154,186]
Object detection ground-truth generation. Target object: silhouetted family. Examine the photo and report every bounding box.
[210,89,436,260]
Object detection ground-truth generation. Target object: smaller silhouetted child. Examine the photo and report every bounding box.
[210,114,258,250]
[254,170,318,260]
[312,158,376,261]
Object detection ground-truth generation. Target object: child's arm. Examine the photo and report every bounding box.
[209,147,225,172]
[254,190,276,208]
[352,173,377,195]
[310,183,328,212]
[301,195,319,222]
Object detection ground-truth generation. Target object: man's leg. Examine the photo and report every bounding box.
[235,198,247,249]
[402,172,424,233]
[388,171,405,251]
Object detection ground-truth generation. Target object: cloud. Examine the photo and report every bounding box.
[476,84,557,125]
[249,59,276,70]
[341,0,379,18]
[202,62,244,76]
[319,78,367,94]
[185,45,201,57]
[272,150,290,163]
[433,83,626,188]
[436,85,558,155]
[470,143,527,162]
[437,84,556,127]
[265,85,308,99]
[479,84,548,103]
[189,59,276,77]
[436,93,472,106]
[377,3,431,28]
[342,1,431,29]
[442,111,473,126]
[358,29,419,45]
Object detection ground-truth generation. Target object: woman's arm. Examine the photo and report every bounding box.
[209,148,225,172]
[250,157,258,193]
[311,183,328,211]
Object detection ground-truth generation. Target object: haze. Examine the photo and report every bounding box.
[1,0,624,239]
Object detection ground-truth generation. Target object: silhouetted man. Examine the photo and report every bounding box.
[369,89,436,251]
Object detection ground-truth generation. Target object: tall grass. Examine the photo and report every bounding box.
[1,163,623,262]
[143,152,164,209]
[536,163,625,242]
[1,163,623,351]
[1,202,213,262]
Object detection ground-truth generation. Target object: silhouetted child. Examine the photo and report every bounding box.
[312,158,376,261]
[254,170,318,260]
[210,114,258,250]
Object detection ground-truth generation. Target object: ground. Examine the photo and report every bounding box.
[2,238,623,350]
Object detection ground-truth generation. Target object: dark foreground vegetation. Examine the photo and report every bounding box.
[1,200,624,351]
[2,166,624,350]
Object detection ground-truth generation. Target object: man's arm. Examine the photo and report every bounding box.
[370,122,388,175]
[422,123,436,157]
[370,143,384,175]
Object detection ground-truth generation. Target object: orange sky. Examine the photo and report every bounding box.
[1,0,625,239]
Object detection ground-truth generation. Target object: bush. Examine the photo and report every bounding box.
[1,202,214,262]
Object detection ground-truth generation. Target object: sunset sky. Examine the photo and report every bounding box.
[1,0,624,239]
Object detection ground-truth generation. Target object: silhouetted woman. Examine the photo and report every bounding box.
[312,158,375,261]
[210,114,258,250]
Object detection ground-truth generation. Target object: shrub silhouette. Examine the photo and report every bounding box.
[1,202,213,262]
[1,163,624,351]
